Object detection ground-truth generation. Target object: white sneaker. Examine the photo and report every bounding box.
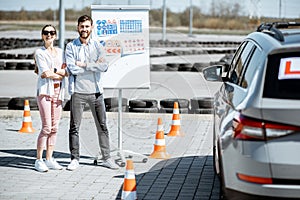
[102,158,119,170]
[67,159,79,171]
[45,158,63,170]
[35,159,48,172]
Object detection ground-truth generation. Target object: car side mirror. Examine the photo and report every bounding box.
[202,65,223,82]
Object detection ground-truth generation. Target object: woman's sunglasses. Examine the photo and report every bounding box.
[42,30,56,36]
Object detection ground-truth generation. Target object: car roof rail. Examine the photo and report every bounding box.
[256,22,300,42]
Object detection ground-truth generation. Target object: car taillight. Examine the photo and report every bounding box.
[237,173,273,184]
[232,114,300,141]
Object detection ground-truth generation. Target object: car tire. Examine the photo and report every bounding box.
[218,144,230,200]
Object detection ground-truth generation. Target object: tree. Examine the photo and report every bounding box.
[19,7,28,21]
[180,7,202,27]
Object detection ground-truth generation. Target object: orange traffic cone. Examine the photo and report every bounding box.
[167,102,184,137]
[149,118,170,159]
[121,159,137,200]
[19,99,35,133]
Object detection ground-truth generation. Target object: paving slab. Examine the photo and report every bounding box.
[0,111,220,200]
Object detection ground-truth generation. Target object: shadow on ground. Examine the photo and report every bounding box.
[115,155,220,200]
[0,149,93,170]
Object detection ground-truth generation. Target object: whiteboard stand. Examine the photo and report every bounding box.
[116,89,148,167]
[91,5,150,167]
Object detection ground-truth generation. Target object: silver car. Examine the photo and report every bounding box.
[203,22,300,199]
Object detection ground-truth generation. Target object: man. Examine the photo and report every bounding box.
[65,15,118,170]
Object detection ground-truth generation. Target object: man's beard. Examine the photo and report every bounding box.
[79,31,91,39]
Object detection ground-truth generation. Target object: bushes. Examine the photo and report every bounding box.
[0,6,293,32]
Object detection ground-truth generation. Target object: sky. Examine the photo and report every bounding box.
[0,0,299,18]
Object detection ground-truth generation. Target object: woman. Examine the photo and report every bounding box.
[34,24,68,172]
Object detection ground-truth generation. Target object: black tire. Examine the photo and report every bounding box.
[16,62,30,70]
[191,62,209,72]
[0,61,5,70]
[151,64,166,71]
[8,97,38,110]
[159,107,189,114]
[107,106,128,112]
[0,97,11,109]
[165,63,179,71]
[17,54,28,59]
[5,62,17,70]
[62,100,93,112]
[29,63,36,70]
[27,54,34,59]
[182,50,192,55]
[129,99,158,108]
[191,97,213,109]
[178,63,193,71]
[173,50,184,56]
[104,97,128,109]
[6,53,17,59]
[219,54,234,64]
[166,51,176,56]
[218,144,229,200]
[192,108,213,114]
[129,107,159,113]
[0,53,6,59]
[160,98,189,109]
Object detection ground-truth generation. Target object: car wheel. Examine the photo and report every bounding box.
[218,144,230,200]
[213,144,220,176]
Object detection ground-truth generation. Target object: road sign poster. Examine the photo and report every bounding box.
[91,5,150,89]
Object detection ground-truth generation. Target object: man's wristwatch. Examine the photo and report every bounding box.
[54,68,57,73]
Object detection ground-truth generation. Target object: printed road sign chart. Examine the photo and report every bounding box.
[91,5,150,89]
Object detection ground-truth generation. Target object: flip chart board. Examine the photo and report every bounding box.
[91,5,150,89]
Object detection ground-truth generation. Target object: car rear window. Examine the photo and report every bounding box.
[263,52,300,99]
